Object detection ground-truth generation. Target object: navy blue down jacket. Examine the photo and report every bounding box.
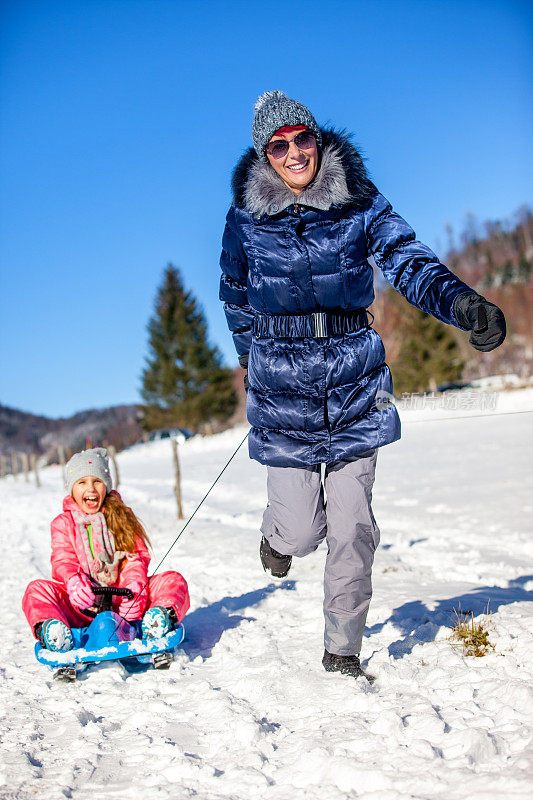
[219,129,473,467]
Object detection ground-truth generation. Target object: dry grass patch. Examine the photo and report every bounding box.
[450,606,494,657]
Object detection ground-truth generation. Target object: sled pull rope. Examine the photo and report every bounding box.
[108,429,250,640]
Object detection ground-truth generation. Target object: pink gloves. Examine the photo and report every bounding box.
[118,582,148,621]
[67,573,96,611]
[67,574,148,620]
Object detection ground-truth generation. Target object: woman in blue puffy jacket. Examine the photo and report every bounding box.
[219,91,506,678]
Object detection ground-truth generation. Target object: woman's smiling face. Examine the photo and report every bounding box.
[72,476,107,514]
[266,126,318,195]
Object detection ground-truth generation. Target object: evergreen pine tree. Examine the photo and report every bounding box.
[388,291,465,395]
[141,264,237,430]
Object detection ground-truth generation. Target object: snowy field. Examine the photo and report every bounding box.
[1,389,532,800]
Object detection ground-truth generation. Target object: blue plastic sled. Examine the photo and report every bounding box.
[34,586,185,673]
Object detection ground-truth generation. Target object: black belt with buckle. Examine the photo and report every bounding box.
[253,309,370,339]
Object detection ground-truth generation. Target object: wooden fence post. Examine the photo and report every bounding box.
[11,451,18,480]
[21,451,30,482]
[108,445,120,490]
[31,453,41,488]
[58,444,66,484]
[171,439,184,519]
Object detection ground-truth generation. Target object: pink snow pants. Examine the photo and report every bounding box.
[22,571,190,637]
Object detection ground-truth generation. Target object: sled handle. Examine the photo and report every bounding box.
[92,586,134,612]
[93,586,134,599]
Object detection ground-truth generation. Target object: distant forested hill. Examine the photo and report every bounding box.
[0,403,143,463]
[1,363,247,465]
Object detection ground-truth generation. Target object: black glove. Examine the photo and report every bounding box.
[239,353,249,393]
[453,292,506,352]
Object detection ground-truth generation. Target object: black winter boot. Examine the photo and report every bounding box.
[34,622,45,646]
[260,536,292,578]
[323,649,366,679]
[166,607,178,628]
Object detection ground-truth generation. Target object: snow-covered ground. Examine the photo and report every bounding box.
[1,389,532,800]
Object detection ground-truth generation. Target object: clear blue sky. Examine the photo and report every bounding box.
[1,0,532,417]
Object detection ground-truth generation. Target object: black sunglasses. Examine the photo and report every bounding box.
[266,131,317,159]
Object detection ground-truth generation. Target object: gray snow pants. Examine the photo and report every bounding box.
[261,450,379,656]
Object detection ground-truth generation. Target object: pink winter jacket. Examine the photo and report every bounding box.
[51,494,151,588]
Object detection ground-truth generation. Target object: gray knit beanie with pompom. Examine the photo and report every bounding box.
[252,90,322,161]
[65,447,113,494]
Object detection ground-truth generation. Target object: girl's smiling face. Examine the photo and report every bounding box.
[72,476,107,514]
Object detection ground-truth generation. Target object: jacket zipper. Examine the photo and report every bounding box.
[323,345,330,432]
[87,523,95,559]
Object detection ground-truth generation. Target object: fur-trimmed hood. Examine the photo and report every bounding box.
[231,128,376,217]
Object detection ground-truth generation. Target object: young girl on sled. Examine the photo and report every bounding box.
[22,447,189,654]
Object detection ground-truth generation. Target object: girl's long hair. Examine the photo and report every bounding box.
[102,491,151,552]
